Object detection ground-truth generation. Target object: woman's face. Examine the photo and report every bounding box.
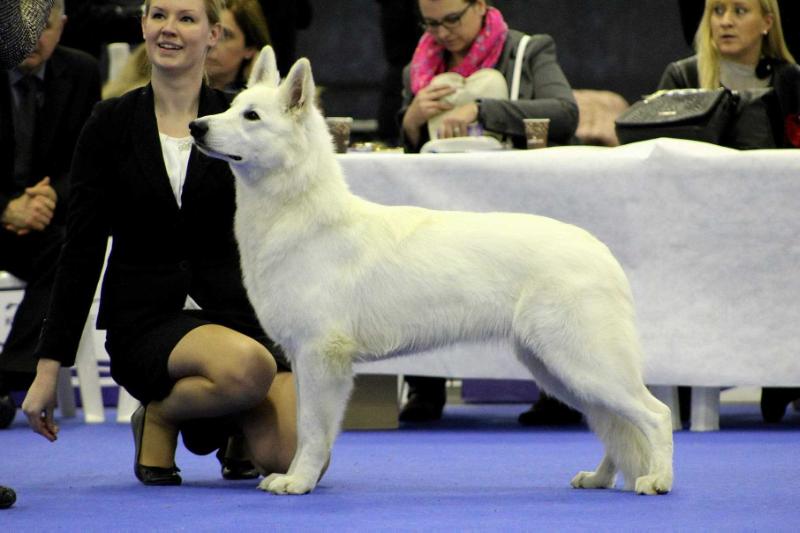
[418,0,487,57]
[142,0,219,74]
[709,0,773,65]
[205,10,256,88]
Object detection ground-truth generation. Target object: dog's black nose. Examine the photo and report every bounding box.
[189,120,207,141]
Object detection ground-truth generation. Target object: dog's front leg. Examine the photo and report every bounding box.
[260,347,354,495]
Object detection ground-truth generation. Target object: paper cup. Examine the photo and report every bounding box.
[523,118,550,149]
[325,117,353,153]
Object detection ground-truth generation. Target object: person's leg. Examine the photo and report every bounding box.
[0,228,62,384]
[138,324,277,469]
[238,371,297,476]
[517,392,583,426]
[399,375,447,422]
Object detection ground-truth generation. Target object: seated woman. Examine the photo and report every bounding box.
[399,0,578,152]
[658,0,799,422]
[658,0,799,149]
[205,0,270,94]
[397,0,580,425]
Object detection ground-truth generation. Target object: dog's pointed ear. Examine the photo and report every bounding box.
[247,45,280,88]
[280,58,315,113]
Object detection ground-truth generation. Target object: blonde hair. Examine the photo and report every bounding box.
[695,0,796,88]
[102,43,151,99]
[142,0,225,26]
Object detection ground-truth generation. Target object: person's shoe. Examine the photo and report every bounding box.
[0,395,16,429]
[518,394,583,426]
[216,447,260,480]
[399,391,446,422]
[760,387,800,423]
[131,405,181,486]
[0,486,15,509]
[216,433,259,480]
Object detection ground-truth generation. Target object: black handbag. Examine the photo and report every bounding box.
[615,88,739,145]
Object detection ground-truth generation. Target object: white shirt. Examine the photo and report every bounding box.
[158,133,193,207]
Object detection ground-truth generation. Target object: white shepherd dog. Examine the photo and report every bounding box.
[190,46,673,496]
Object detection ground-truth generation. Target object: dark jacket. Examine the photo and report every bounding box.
[401,30,579,151]
[36,84,263,366]
[658,55,800,148]
[0,45,100,222]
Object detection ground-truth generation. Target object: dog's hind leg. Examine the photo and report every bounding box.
[513,296,673,494]
[260,338,355,495]
[513,342,619,489]
[570,454,617,489]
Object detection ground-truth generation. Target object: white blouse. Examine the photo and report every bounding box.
[158,133,193,207]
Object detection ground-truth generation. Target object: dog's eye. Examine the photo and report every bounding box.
[244,110,260,121]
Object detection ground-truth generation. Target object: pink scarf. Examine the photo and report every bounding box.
[410,7,508,94]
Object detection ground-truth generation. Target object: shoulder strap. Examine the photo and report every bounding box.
[510,34,531,101]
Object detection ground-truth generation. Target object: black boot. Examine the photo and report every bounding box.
[0,485,16,509]
[518,393,583,426]
[399,376,446,422]
[0,395,16,429]
[760,387,800,423]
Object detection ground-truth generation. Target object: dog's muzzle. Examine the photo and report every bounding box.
[189,120,208,142]
[188,119,242,162]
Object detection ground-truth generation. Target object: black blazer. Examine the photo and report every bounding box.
[36,84,263,366]
[0,45,100,222]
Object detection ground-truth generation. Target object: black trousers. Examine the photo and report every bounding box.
[0,224,64,392]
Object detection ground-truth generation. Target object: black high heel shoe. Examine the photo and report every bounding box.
[216,434,259,480]
[131,405,182,486]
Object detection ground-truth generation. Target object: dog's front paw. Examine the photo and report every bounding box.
[571,470,616,490]
[634,473,672,495]
[258,473,315,495]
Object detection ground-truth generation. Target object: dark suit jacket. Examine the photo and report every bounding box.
[0,45,100,223]
[36,84,265,366]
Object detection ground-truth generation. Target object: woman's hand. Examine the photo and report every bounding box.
[22,358,62,442]
[435,102,479,139]
[402,84,456,148]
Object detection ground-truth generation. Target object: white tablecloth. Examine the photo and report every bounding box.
[340,138,800,387]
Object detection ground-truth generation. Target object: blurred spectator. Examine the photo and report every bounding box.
[0,0,55,68]
[662,0,800,422]
[399,0,577,152]
[678,0,798,58]
[207,0,270,94]
[0,0,100,425]
[101,42,149,99]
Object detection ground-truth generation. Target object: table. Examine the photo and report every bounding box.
[340,139,800,390]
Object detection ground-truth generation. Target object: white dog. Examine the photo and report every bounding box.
[190,47,673,496]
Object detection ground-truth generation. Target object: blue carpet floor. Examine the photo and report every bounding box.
[1,403,798,532]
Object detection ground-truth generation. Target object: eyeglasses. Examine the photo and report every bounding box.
[419,3,473,32]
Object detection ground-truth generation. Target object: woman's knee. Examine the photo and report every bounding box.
[218,340,277,404]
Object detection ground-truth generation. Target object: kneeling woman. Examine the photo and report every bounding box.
[22,0,296,484]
